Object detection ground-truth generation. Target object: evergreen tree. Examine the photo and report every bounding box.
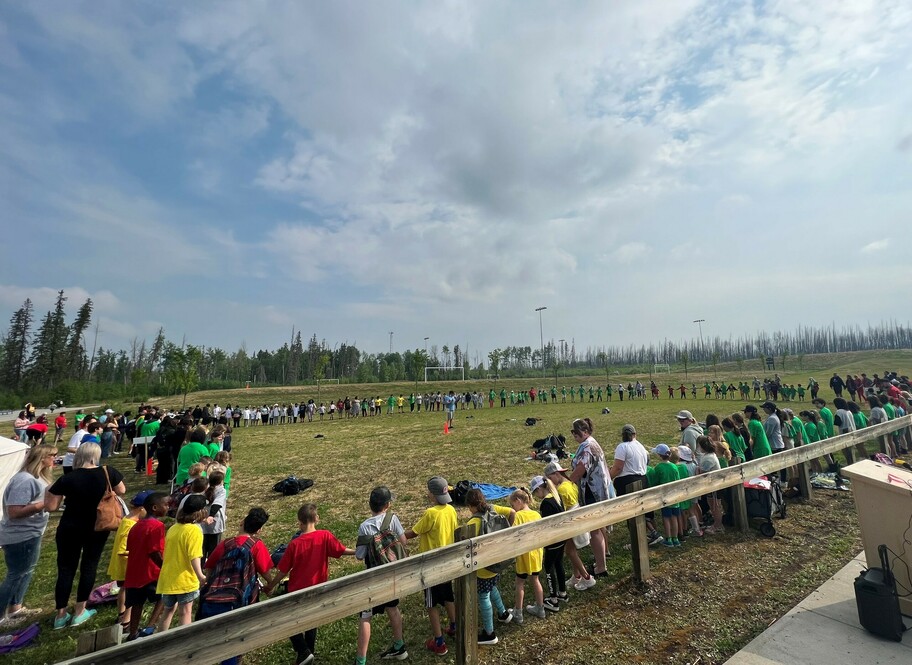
[28,290,69,390]
[1,298,34,390]
[66,298,93,378]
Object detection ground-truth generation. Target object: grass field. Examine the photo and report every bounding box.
[3,349,911,665]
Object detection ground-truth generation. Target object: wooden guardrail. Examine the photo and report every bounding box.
[57,415,911,665]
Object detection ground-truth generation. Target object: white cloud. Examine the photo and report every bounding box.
[861,239,889,253]
[2,2,912,355]
[612,242,650,264]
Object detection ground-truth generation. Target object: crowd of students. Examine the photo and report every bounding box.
[2,370,910,664]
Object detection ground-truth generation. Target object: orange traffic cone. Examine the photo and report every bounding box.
[443,421,450,435]
[146,457,154,476]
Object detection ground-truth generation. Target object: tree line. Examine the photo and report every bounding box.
[2,291,910,408]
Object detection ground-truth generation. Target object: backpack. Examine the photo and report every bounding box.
[200,537,260,609]
[472,509,512,573]
[167,481,194,519]
[355,512,407,569]
[451,480,471,505]
[272,476,314,496]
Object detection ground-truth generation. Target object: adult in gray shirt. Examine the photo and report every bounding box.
[0,444,56,628]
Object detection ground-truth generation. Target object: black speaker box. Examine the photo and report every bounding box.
[854,566,905,642]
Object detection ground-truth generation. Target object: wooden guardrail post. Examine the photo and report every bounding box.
[730,481,749,532]
[627,480,650,582]
[454,525,478,665]
[879,433,891,456]
[796,461,814,501]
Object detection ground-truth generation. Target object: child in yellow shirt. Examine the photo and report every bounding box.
[404,476,458,656]
[107,490,152,628]
[509,488,545,622]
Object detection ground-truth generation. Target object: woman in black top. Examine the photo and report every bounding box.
[530,475,567,610]
[46,442,126,629]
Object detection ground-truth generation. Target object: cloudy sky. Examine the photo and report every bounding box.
[2,1,911,361]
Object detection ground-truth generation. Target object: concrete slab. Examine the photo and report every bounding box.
[726,552,912,665]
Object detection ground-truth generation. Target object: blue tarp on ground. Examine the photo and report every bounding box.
[471,482,516,501]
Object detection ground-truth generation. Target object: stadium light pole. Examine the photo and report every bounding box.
[535,306,547,378]
[423,337,429,354]
[693,319,707,377]
[389,331,393,354]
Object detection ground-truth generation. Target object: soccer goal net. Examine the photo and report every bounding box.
[316,378,340,385]
[653,363,671,374]
[424,366,466,382]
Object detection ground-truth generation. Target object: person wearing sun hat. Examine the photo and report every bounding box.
[404,477,458,656]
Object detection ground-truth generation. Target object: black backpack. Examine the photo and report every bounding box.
[272,476,314,496]
[451,480,471,505]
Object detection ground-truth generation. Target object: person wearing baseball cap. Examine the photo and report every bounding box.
[541,461,592,589]
[404,477,457,656]
[676,410,703,455]
[649,444,682,547]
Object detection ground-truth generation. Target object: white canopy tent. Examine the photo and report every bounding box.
[0,435,29,512]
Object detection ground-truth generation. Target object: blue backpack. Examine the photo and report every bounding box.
[200,537,259,609]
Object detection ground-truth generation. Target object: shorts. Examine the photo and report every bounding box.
[126,582,161,607]
[424,582,454,608]
[160,589,199,608]
[515,571,541,580]
[359,598,399,620]
[476,576,500,593]
[660,507,681,518]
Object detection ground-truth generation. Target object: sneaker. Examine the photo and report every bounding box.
[567,575,581,588]
[574,576,597,591]
[70,608,96,627]
[673,540,683,547]
[0,615,26,630]
[543,598,560,613]
[555,592,570,604]
[424,638,448,656]
[663,540,676,548]
[704,526,724,535]
[648,536,665,547]
[511,611,524,625]
[295,652,315,665]
[6,606,42,621]
[525,604,546,619]
[497,609,513,624]
[477,630,498,645]
[445,624,456,637]
[647,532,664,546]
[379,643,408,660]
[53,613,72,630]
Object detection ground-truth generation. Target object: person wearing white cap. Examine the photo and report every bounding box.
[542,462,593,590]
[529,476,567,611]
[675,410,703,455]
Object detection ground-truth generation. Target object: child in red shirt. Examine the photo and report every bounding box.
[124,492,169,640]
[54,412,67,444]
[264,504,354,665]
